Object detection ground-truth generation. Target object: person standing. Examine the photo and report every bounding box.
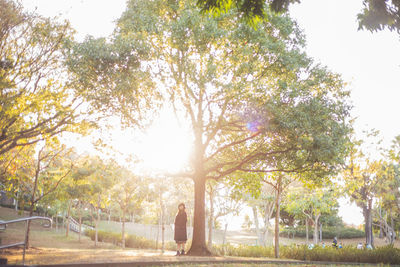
[174,203,187,256]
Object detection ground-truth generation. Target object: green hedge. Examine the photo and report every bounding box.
[85,229,177,250]
[280,226,364,239]
[212,244,400,264]
[86,229,121,245]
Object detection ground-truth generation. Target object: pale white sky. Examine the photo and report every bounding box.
[21,0,400,227]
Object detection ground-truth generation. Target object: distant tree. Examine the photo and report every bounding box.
[239,183,275,246]
[20,140,74,248]
[373,137,400,244]
[206,180,242,247]
[85,157,116,246]
[61,156,94,241]
[279,209,296,227]
[242,214,253,230]
[285,186,338,244]
[0,0,89,158]
[112,169,145,248]
[343,133,388,248]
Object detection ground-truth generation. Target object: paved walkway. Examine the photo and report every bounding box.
[2,247,376,266]
[1,247,298,266]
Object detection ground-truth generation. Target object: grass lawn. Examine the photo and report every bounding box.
[156,265,374,267]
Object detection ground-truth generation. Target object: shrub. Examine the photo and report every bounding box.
[84,229,180,250]
[85,229,121,245]
[213,243,400,264]
[125,234,154,249]
[280,226,364,239]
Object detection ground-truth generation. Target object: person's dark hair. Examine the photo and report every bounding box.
[178,203,185,210]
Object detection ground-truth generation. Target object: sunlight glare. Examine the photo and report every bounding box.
[133,111,193,175]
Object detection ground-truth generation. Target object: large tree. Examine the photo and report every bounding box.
[68,0,350,255]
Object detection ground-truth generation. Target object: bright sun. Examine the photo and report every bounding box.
[133,112,193,174]
[63,109,193,175]
[105,109,193,175]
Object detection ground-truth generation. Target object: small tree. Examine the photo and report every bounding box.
[20,140,73,248]
[343,132,387,248]
[286,186,337,244]
[206,180,242,247]
[112,169,145,248]
[86,157,116,246]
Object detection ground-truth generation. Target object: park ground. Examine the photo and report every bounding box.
[0,207,397,266]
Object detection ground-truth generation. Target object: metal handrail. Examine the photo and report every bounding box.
[0,216,52,228]
[0,216,52,265]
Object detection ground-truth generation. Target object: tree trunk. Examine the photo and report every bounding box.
[25,166,40,249]
[14,190,18,212]
[263,202,274,246]
[264,227,269,246]
[66,200,71,237]
[274,177,282,258]
[161,203,165,253]
[207,187,214,248]
[222,223,228,245]
[78,204,82,242]
[319,223,322,242]
[24,204,35,249]
[305,217,309,244]
[379,206,383,238]
[252,206,263,246]
[390,214,396,242]
[156,186,162,251]
[187,176,211,255]
[313,214,320,244]
[364,201,374,247]
[156,217,159,250]
[160,186,165,253]
[95,207,99,247]
[121,207,126,248]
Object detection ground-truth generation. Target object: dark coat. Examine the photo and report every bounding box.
[174,210,187,242]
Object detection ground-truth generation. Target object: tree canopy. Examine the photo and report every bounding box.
[196,0,400,33]
[0,0,90,158]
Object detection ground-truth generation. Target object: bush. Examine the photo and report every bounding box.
[212,243,400,264]
[85,229,121,245]
[280,226,364,239]
[85,229,178,250]
[125,234,154,249]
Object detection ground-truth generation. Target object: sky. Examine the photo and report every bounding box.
[20,0,400,227]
